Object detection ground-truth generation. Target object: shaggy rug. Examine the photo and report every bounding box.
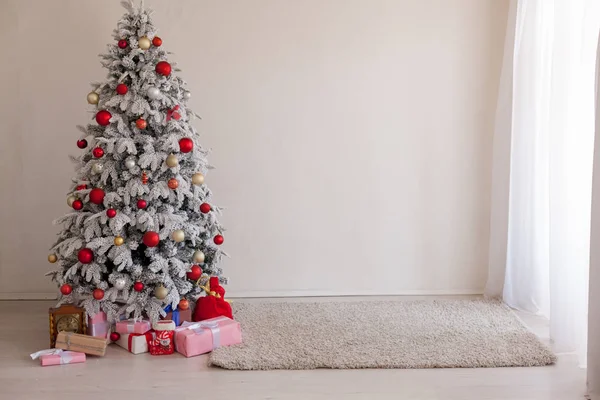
[209,299,556,370]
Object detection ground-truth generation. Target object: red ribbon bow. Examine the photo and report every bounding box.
[167,105,181,122]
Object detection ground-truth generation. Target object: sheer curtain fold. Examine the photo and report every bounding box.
[486,0,600,367]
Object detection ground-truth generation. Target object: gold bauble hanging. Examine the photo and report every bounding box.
[114,236,125,246]
[154,285,168,300]
[87,92,99,105]
[191,173,205,186]
[66,195,77,207]
[165,154,179,168]
[171,229,185,243]
[138,36,152,50]
[193,250,205,264]
[47,254,58,263]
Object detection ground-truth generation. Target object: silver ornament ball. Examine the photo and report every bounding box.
[147,87,161,100]
[183,91,191,100]
[171,229,185,243]
[92,163,104,174]
[193,250,205,264]
[114,278,127,290]
[124,159,136,169]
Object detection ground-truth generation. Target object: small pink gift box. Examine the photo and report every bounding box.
[175,316,242,358]
[88,311,110,339]
[30,349,86,367]
[115,319,151,335]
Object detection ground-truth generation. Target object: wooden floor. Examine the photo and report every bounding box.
[0,299,587,400]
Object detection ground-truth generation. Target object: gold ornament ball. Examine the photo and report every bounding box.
[114,236,125,246]
[48,254,58,263]
[154,285,168,300]
[192,173,205,186]
[67,195,77,207]
[166,154,179,168]
[171,229,185,242]
[87,92,99,105]
[193,250,205,263]
[138,36,152,50]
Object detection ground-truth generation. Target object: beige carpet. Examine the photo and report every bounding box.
[209,299,556,370]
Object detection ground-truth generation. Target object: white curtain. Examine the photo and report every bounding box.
[486,0,600,367]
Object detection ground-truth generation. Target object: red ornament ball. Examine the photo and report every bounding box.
[106,208,117,218]
[76,139,88,149]
[109,332,121,342]
[118,39,128,49]
[92,147,104,158]
[136,118,147,130]
[78,248,94,264]
[152,36,162,47]
[96,110,112,126]
[137,199,147,209]
[116,83,128,95]
[60,284,72,295]
[213,234,224,245]
[76,184,87,190]
[155,61,172,76]
[200,203,211,214]
[178,299,189,310]
[143,231,160,247]
[168,178,179,190]
[89,188,105,205]
[72,199,83,210]
[179,138,193,153]
[93,288,104,300]
[186,265,202,281]
[133,281,144,292]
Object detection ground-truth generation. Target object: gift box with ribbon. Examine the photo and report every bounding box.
[54,331,107,356]
[115,331,154,354]
[30,349,86,367]
[174,316,242,358]
[115,319,152,335]
[162,305,192,326]
[87,311,110,339]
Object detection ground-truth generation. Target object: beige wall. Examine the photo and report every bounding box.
[0,0,509,298]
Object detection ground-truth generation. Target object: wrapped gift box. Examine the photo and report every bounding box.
[87,311,110,339]
[30,349,86,366]
[115,319,151,335]
[175,316,242,358]
[162,305,192,326]
[55,331,107,356]
[115,331,154,354]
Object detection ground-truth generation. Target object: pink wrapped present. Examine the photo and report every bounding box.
[175,316,242,358]
[87,311,110,339]
[115,319,151,335]
[30,349,86,367]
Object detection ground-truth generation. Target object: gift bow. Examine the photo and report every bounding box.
[176,318,229,349]
[199,280,232,304]
[30,349,74,364]
[167,105,181,121]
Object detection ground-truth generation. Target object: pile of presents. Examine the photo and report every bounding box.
[31,277,242,366]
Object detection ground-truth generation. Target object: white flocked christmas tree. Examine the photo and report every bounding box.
[47,0,227,323]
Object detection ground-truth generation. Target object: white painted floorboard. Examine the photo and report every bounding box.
[0,298,587,400]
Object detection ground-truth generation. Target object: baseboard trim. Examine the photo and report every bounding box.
[0,289,483,301]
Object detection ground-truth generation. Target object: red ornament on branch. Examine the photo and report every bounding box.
[213,235,224,245]
[95,110,112,126]
[186,265,202,281]
[89,188,105,205]
[136,118,147,130]
[166,105,180,122]
[178,299,189,310]
[116,83,128,95]
[155,61,172,76]
[137,199,147,209]
[152,36,162,47]
[118,39,128,49]
[143,231,160,247]
[141,171,148,184]
[133,281,144,292]
[179,138,193,153]
[72,199,83,210]
[109,332,121,342]
[76,184,87,191]
[106,208,117,218]
[200,203,211,214]
[78,248,94,264]
[76,139,88,149]
[60,284,72,295]
[92,147,104,158]
[168,178,179,189]
[93,288,104,300]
